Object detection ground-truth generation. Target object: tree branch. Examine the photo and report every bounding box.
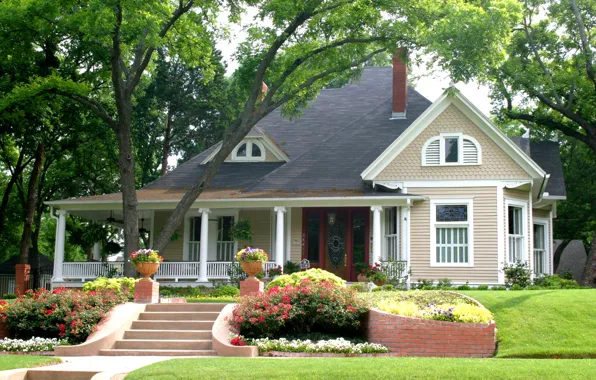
[569,0,596,89]
[110,0,126,124]
[504,109,589,145]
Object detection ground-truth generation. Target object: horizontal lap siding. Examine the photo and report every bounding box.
[409,187,498,284]
[154,211,184,261]
[239,210,272,254]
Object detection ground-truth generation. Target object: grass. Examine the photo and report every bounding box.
[185,297,236,303]
[461,289,596,358]
[0,355,60,371]
[125,357,596,380]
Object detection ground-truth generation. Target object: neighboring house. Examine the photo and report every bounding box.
[46,55,566,288]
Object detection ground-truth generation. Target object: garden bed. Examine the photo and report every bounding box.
[261,351,397,357]
[0,351,55,356]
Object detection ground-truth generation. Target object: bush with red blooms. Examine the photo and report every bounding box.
[231,279,368,338]
[230,335,247,346]
[0,288,128,344]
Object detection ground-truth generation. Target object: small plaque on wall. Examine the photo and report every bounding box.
[300,259,310,270]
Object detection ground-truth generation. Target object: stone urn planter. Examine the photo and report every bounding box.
[241,261,263,279]
[357,274,369,282]
[136,262,160,282]
[373,279,387,286]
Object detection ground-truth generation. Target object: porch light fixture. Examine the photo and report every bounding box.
[328,212,336,226]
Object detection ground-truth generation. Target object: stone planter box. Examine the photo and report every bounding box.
[363,308,496,358]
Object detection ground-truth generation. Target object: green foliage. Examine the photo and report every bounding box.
[83,277,137,298]
[226,263,248,287]
[477,285,489,291]
[457,282,471,291]
[214,285,240,298]
[283,261,300,275]
[2,294,16,300]
[491,286,507,291]
[414,279,434,289]
[437,278,453,289]
[376,300,419,317]
[229,220,253,243]
[533,275,580,289]
[451,304,494,323]
[266,269,346,290]
[349,282,371,293]
[503,261,532,288]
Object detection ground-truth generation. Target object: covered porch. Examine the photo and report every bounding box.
[47,194,420,287]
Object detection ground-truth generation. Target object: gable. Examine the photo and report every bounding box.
[374,104,531,181]
[224,139,284,163]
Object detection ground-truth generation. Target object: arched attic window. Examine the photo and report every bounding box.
[232,140,266,161]
[421,134,481,166]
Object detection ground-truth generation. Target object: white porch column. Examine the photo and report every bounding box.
[93,242,101,261]
[274,207,286,267]
[371,206,382,264]
[53,210,67,282]
[198,208,210,283]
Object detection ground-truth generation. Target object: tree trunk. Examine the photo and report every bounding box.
[18,143,44,265]
[161,110,173,176]
[0,150,25,232]
[581,227,596,287]
[116,103,140,277]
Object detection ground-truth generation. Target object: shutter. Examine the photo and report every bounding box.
[463,139,479,164]
[424,139,440,165]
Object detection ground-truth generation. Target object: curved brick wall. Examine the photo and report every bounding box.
[364,309,496,358]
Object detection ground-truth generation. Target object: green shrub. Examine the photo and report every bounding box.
[382,284,395,291]
[457,282,471,291]
[451,304,493,323]
[491,286,506,291]
[511,284,522,291]
[365,290,475,307]
[503,260,531,288]
[372,286,383,292]
[232,280,366,338]
[215,285,240,297]
[83,277,137,298]
[414,279,434,289]
[349,282,370,293]
[533,275,580,289]
[422,285,437,290]
[437,278,452,289]
[477,285,489,291]
[2,294,16,299]
[265,269,345,290]
[561,270,574,280]
[283,261,301,275]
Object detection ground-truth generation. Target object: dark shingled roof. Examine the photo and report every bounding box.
[144,67,566,198]
[509,137,566,197]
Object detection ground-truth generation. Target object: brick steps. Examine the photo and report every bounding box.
[99,303,228,357]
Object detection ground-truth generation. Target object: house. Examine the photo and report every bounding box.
[46,54,566,288]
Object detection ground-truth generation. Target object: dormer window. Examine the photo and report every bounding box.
[232,141,265,161]
[422,133,481,166]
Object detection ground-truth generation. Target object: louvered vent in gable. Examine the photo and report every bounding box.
[424,138,440,165]
[463,138,479,164]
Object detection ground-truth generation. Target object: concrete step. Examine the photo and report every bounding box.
[115,339,212,350]
[99,348,217,356]
[138,311,220,321]
[124,329,211,340]
[147,303,227,312]
[131,320,214,330]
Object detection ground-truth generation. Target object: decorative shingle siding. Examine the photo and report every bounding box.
[375,105,531,181]
[409,187,499,284]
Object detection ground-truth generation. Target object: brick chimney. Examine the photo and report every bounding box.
[391,49,408,119]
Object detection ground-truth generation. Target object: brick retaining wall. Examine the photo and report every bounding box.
[364,309,496,358]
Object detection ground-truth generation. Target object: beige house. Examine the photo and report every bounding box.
[47,56,565,288]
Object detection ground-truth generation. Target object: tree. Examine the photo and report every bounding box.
[1,0,520,275]
[486,0,596,286]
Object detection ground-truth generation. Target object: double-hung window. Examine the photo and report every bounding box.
[430,199,473,266]
[533,222,547,275]
[507,201,527,263]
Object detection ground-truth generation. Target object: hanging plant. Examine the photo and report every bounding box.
[229,219,252,243]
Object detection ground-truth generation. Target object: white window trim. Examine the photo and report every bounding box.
[533,217,549,276]
[231,140,266,162]
[421,133,482,166]
[430,198,474,267]
[506,198,528,264]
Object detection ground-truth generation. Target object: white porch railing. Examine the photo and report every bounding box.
[384,234,400,261]
[62,262,124,281]
[155,261,278,281]
[188,241,235,262]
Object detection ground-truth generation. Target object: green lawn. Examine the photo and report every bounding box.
[462,289,596,358]
[0,356,60,371]
[125,357,596,380]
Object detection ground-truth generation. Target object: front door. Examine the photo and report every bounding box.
[324,210,348,279]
